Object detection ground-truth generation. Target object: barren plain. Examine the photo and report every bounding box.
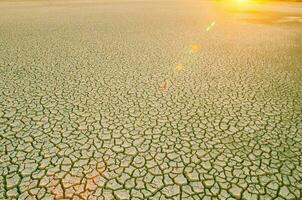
[0,0,302,199]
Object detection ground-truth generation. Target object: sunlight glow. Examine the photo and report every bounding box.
[191,44,200,53]
[220,0,253,11]
[176,64,184,71]
[236,0,249,3]
[206,22,215,32]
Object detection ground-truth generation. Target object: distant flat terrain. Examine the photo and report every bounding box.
[0,0,302,199]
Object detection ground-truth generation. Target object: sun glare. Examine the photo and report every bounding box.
[236,0,249,3]
[231,0,251,7]
[218,0,254,12]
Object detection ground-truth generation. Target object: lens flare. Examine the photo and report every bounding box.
[206,21,215,32]
[176,64,184,71]
[191,44,199,53]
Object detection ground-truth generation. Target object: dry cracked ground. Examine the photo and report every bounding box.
[0,0,302,199]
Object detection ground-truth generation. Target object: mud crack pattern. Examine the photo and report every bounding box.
[0,0,302,199]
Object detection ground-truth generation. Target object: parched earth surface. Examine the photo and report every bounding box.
[0,0,302,199]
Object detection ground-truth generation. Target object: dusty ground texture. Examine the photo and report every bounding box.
[0,0,302,199]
